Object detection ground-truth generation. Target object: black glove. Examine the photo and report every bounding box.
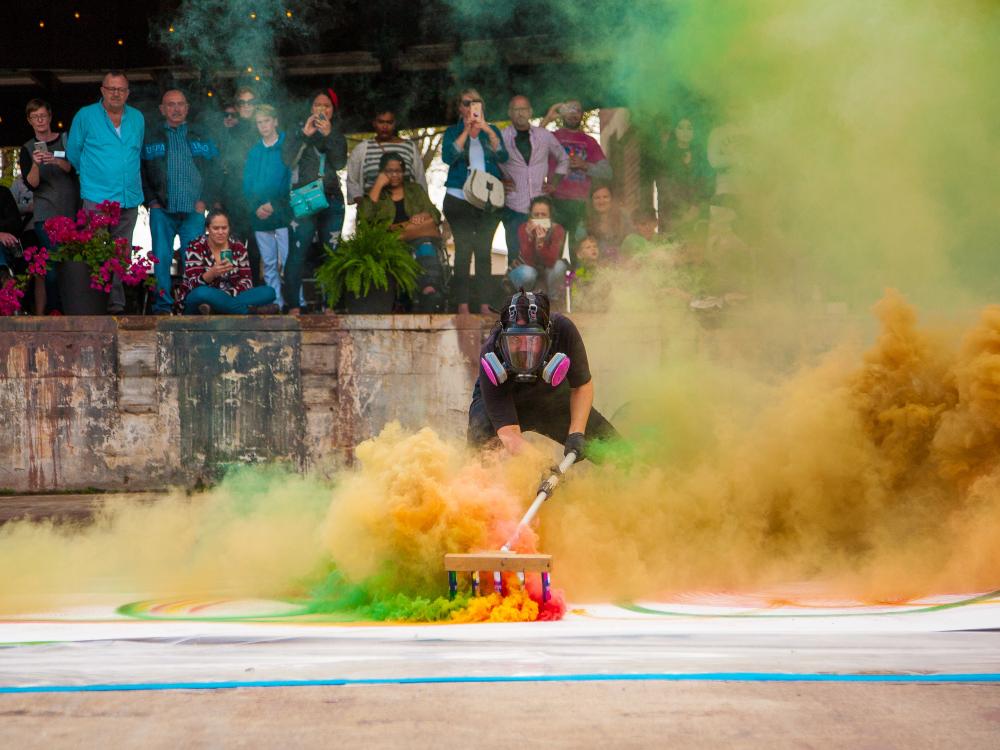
[564,432,586,462]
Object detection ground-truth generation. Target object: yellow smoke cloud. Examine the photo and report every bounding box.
[544,291,1000,601]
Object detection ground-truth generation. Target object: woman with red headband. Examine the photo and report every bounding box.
[282,88,347,315]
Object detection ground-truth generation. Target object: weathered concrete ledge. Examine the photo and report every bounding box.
[0,313,665,493]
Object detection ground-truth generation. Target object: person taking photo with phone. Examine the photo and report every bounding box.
[282,88,347,315]
[175,208,277,315]
[19,98,78,314]
[441,87,509,315]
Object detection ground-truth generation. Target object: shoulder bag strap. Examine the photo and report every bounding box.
[290,142,309,169]
[314,147,325,178]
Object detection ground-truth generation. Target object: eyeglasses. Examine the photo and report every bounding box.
[28,113,51,122]
[102,86,129,95]
[237,98,255,106]
[224,112,238,119]
[461,99,482,107]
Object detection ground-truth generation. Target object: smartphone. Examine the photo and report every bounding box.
[469,101,483,123]
[315,113,326,122]
[33,141,48,154]
[220,249,234,265]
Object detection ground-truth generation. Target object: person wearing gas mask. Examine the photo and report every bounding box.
[468,288,618,460]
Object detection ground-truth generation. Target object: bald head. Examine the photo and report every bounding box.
[509,95,532,130]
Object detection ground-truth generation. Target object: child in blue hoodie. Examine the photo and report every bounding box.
[243,104,291,309]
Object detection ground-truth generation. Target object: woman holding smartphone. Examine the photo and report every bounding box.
[282,89,347,315]
[175,208,278,315]
[18,98,78,314]
[441,88,509,315]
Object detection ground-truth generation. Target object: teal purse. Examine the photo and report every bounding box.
[289,145,329,219]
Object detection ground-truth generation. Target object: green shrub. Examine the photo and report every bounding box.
[315,218,421,308]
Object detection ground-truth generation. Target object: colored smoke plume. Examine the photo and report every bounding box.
[0,468,332,614]
[544,291,1000,601]
[2,295,999,618]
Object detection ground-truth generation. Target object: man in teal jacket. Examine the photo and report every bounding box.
[66,70,144,313]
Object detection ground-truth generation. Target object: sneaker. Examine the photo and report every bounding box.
[248,303,279,315]
[198,303,211,316]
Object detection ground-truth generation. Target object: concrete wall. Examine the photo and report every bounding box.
[0,314,666,493]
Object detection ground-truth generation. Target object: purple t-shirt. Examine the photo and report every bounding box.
[549,129,606,202]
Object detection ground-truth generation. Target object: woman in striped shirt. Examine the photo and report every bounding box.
[345,108,427,204]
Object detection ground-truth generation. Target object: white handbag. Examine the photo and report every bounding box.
[462,169,505,211]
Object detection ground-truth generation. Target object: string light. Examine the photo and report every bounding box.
[254,75,261,81]
[117,38,124,46]
[39,20,46,29]
[74,12,80,20]
[207,91,214,97]
[249,12,257,20]
[57,121,64,129]
[168,25,175,33]
[246,66,253,72]
[286,10,293,17]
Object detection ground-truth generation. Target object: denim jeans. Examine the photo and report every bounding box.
[508,259,569,295]
[501,207,528,266]
[255,228,290,309]
[287,198,345,309]
[34,221,62,312]
[183,284,276,314]
[149,208,205,312]
[442,194,501,308]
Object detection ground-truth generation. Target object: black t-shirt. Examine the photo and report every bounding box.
[393,198,409,224]
[478,314,592,430]
[514,129,532,165]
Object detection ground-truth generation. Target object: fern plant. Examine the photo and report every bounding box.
[315,218,421,308]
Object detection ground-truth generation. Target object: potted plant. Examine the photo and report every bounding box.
[0,201,156,316]
[315,217,421,314]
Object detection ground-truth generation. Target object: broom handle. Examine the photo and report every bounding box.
[500,451,576,552]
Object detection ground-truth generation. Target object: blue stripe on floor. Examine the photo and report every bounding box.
[3,672,999,693]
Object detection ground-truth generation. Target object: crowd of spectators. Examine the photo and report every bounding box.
[2,70,732,317]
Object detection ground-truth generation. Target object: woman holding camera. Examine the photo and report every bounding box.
[282,89,347,315]
[441,88,509,315]
[176,208,278,315]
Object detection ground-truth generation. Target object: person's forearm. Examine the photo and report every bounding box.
[568,381,594,436]
[497,424,527,454]
[26,164,40,189]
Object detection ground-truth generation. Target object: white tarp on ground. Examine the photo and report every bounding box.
[2,588,999,688]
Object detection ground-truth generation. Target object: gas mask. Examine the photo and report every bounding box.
[480,291,570,386]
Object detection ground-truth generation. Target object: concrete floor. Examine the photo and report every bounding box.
[4,682,1000,749]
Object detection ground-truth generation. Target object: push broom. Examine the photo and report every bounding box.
[444,450,577,603]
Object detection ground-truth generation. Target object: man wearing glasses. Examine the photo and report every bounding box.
[498,95,568,265]
[66,70,144,313]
